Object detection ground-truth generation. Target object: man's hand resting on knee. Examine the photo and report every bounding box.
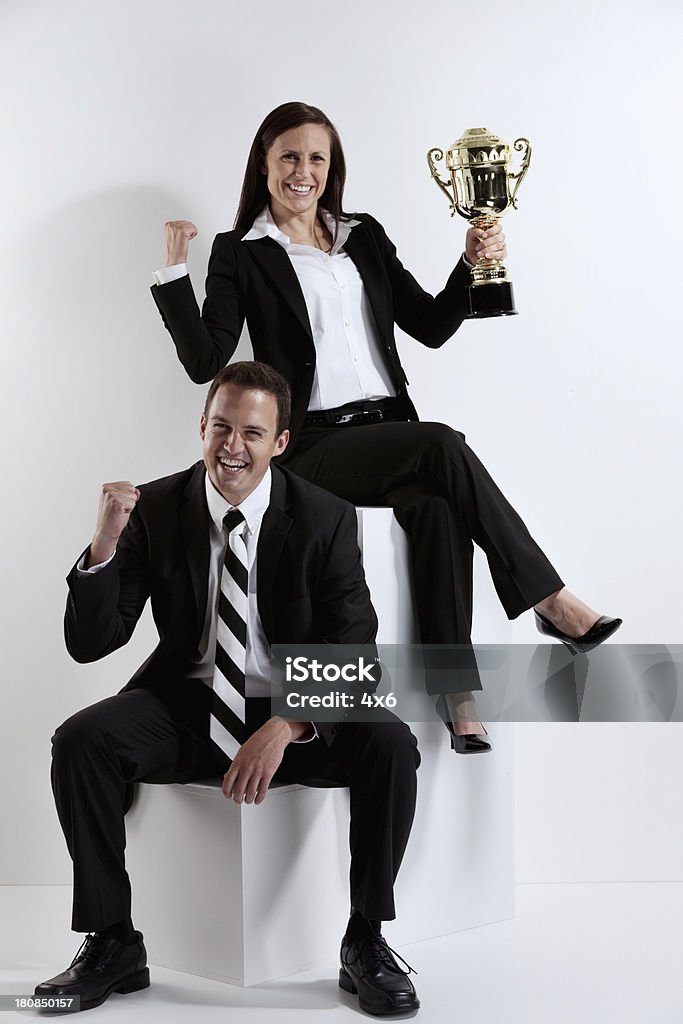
[222,718,312,804]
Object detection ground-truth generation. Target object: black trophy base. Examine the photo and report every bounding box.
[466,281,518,319]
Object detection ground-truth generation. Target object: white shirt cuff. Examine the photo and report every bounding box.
[76,551,116,575]
[291,723,319,743]
[462,251,474,269]
[153,263,189,286]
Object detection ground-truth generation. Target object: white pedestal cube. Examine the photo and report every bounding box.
[126,507,515,986]
[126,778,352,986]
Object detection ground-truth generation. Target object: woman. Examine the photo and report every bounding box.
[151,101,621,751]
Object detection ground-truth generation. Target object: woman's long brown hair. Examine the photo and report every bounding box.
[233,101,350,236]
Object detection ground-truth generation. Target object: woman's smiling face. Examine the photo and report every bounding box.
[262,123,331,219]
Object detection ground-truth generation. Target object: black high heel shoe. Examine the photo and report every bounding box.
[435,695,492,755]
[534,610,622,656]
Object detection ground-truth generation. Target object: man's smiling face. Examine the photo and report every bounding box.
[200,383,289,505]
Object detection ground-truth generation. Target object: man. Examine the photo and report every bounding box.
[36,361,420,1016]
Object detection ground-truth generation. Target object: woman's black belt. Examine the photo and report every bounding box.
[303,397,406,428]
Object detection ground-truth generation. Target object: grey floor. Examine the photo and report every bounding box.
[2,882,681,1023]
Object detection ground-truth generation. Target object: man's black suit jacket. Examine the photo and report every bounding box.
[150,212,471,450]
[65,463,378,747]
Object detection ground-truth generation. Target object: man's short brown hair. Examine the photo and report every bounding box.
[203,362,292,436]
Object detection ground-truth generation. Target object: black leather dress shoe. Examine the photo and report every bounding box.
[435,695,492,755]
[534,610,623,656]
[34,931,149,1011]
[339,929,419,1016]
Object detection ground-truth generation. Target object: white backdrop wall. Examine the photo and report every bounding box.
[2,0,682,885]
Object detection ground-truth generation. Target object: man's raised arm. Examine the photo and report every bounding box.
[65,481,149,663]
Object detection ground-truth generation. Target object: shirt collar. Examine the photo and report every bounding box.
[241,205,360,256]
[204,465,272,536]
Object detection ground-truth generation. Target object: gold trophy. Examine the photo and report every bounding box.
[427,128,531,318]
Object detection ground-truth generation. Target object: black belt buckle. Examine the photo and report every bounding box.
[336,408,384,425]
[364,409,384,423]
[303,404,391,429]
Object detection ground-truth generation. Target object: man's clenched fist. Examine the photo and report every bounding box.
[164,220,198,267]
[85,482,140,568]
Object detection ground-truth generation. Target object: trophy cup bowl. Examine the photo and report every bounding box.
[427,127,531,318]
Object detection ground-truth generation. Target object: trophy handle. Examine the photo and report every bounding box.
[427,148,457,215]
[508,137,532,209]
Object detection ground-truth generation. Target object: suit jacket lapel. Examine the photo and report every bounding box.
[180,461,211,641]
[343,224,391,343]
[244,222,391,349]
[243,236,314,341]
[257,466,293,642]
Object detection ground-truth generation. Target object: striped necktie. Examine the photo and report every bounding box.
[209,508,248,761]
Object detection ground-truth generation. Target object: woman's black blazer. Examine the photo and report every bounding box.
[151,212,471,450]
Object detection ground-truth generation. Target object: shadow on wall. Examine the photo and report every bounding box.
[3,183,237,429]
[2,182,253,538]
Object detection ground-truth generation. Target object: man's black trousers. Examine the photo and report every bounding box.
[51,686,420,933]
